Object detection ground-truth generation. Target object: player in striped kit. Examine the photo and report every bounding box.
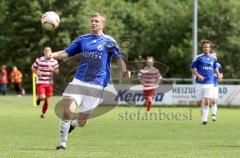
[32,47,59,118]
[138,57,161,111]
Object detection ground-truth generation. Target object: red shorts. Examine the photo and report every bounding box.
[143,89,155,99]
[37,84,53,97]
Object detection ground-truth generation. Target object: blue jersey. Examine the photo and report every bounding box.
[213,63,222,87]
[65,34,121,87]
[190,53,217,84]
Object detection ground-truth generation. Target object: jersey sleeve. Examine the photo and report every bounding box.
[156,69,162,79]
[105,37,122,59]
[213,58,217,69]
[32,58,39,70]
[65,36,82,57]
[216,62,222,72]
[138,70,143,80]
[190,57,199,69]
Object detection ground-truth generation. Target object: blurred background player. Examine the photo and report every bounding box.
[210,51,223,121]
[31,47,59,118]
[0,65,8,95]
[138,57,161,111]
[10,66,23,96]
[190,40,222,125]
[48,12,131,150]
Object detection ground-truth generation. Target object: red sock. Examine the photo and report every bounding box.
[42,99,48,114]
[146,100,152,111]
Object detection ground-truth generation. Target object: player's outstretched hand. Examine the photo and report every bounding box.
[123,70,131,79]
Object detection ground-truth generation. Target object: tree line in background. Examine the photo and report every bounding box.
[0,0,240,92]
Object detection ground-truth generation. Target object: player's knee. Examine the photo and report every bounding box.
[38,95,45,100]
[62,110,72,120]
[203,98,212,106]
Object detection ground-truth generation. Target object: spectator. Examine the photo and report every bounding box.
[10,66,23,96]
[0,65,8,95]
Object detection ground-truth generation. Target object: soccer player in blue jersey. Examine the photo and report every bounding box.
[190,40,222,125]
[210,51,223,121]
[48,12,131,150]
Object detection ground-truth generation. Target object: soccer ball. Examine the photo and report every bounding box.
[41,11,60,30]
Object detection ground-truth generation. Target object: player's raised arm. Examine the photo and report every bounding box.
[50,50,69,60]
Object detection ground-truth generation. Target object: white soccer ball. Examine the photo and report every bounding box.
[41,11,60,30]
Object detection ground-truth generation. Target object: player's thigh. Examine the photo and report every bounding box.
[45,84,53,97]
[202,85,214,99]
[61,96,78,120]
[143,89,155,99]
[195,84,203,101]
[81,95,101,113]
[37,84,46,97]
[212,87,219,100]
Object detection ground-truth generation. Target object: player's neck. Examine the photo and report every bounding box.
[203,51,210,55]
[91,30,104,36]
[44,56,50,60]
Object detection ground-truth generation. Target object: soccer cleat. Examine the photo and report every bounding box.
[68,121,76,133]
[56,145,66,150]
[36,99,40,106]
[202,121,207,125]
[212,115,217,122]
[40,114,45,118]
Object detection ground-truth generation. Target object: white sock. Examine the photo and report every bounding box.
[211,104,217,116]
[59,120,71,147]
[201,105,209,122]
[71,119,79,127]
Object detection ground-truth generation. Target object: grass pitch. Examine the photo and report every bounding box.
[0,96,240,158]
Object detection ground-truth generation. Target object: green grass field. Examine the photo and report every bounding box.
[1,96,240,158]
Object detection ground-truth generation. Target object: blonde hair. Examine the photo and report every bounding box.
[91,12,106,23]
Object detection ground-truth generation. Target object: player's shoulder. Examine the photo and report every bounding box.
[103,34,117,42]
[209,53,217,60]
[152,66,160,72]
[216,62,221,68]
[103,34,118,47]
[192,53,204,61]
[36,56,44,62]
[73,34,92,41]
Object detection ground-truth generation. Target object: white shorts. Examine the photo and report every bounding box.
[63,78,103,112]
[195,83,214,100]
[212,86,219,99]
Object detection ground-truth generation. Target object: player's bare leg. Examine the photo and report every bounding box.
[37,94,45,106]
[69,111,92,133]
[210,98,217,121]
[201,97,211,125]
[37,94,47,118]
[41,96,50,118]
[146,96,153,111]
[56,96,77,150]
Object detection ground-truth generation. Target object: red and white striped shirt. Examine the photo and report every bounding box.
[32,57,59,84]
[138,66,161,90]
